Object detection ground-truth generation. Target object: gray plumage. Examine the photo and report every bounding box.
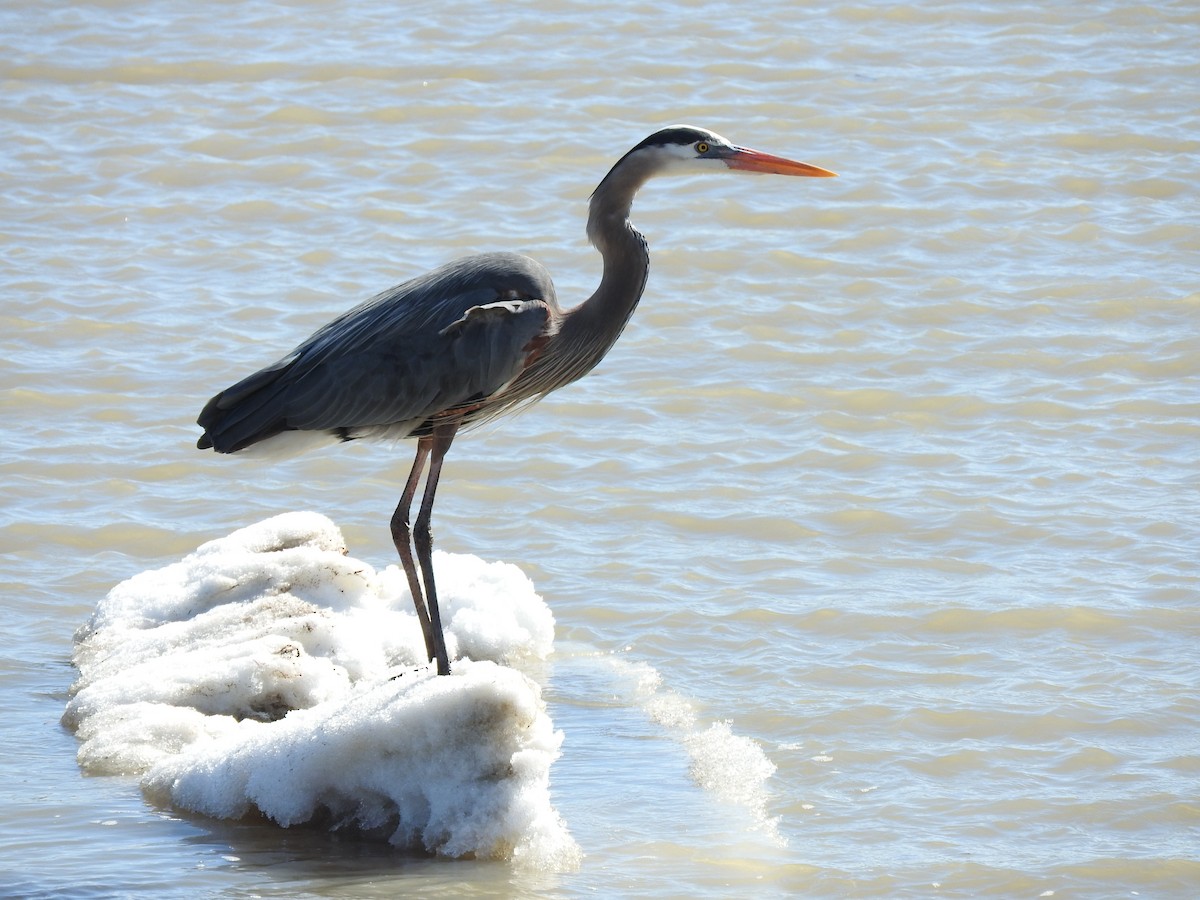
[198,252,556,450]
[196,125,835,675]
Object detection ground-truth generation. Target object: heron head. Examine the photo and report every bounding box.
[632,125,837,178]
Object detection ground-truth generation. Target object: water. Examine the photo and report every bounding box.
[3,0,1198,895]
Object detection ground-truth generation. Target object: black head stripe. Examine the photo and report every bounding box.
[630,125,713,153]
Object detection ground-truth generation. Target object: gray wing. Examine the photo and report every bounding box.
[198,252,557,452]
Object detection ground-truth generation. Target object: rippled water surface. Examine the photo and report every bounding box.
[3,0,1198,896]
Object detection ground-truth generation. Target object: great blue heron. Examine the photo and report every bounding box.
[197,125,835,675]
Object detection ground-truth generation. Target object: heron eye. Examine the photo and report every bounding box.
[695,141,710,154]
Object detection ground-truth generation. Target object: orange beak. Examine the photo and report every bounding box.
[725,146,837,178]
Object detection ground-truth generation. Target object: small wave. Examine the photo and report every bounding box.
[604,655,785,844]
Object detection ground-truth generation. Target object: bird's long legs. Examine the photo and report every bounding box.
[391,439,434,661]
[389,422,457,675]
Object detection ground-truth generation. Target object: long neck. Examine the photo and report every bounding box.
[550,156,655,384]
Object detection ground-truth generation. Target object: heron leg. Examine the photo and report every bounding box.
[412,422,457,676]
[390,438,436,664]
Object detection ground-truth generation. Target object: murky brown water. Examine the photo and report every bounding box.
[3,1,1198,896]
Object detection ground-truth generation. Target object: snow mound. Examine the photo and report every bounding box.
[63,512,580,869]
